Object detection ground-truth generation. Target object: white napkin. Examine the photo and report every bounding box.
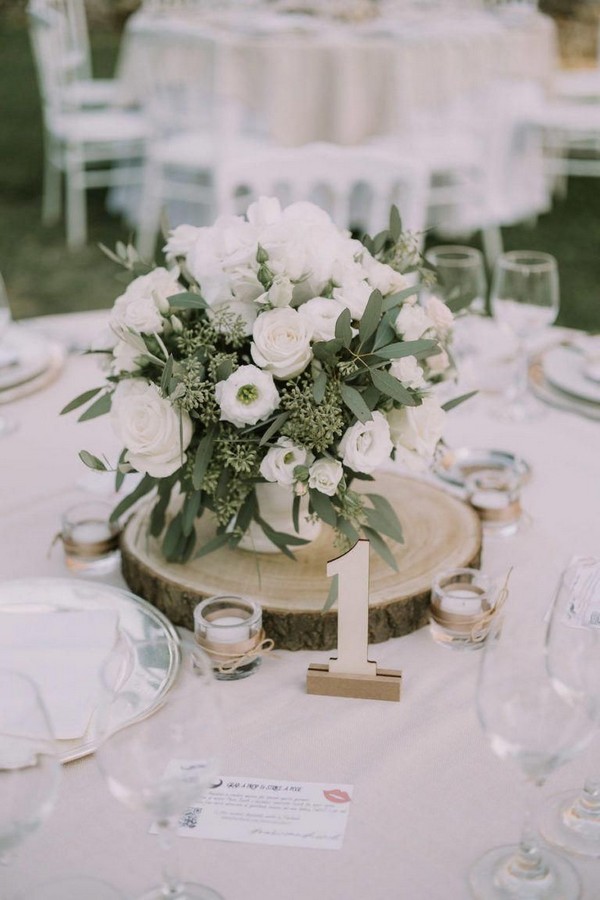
[0,609,119,740]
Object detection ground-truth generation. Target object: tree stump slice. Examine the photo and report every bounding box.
[121,474,482,651]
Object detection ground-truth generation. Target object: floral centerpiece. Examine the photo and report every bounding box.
[63,198,460,573]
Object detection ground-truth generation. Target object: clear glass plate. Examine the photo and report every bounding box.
[433,446,531,489]
[0,578,180,763]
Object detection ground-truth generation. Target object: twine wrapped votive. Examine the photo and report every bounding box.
[430,568,495,651]
[194,596,272,681]
[60,501,120,575]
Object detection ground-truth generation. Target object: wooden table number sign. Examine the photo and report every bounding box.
[306,540,402,702]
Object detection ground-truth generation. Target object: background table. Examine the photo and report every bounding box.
[2,311,600,899]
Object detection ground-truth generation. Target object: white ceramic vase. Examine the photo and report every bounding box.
[237,483,322,554]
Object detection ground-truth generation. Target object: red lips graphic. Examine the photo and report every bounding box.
[323,789,351,804]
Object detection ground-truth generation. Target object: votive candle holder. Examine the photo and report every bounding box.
[61,500,120,575]
[429,568,494,650]
[194,595,264,681]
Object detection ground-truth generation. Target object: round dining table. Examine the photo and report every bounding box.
[117,5,558,147]
[2,309,600,899]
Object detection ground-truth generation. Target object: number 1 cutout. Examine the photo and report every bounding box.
[328,540,377,676]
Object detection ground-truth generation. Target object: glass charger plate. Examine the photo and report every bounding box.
[0,578,180,763]
[0,326,56,391]
[542,345,600,405]
[433,445,531,489]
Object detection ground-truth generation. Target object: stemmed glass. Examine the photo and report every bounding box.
[469,602,595,899]
[490,251,559,422]
[95,638,224,900]
[0,270,18,437]
[541,557,600,858]
[0,670,61,864]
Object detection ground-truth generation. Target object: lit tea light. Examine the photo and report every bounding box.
[61,501,120,575]
[194,596,267,681]
[465,468,522,536]
[430,568,494,650]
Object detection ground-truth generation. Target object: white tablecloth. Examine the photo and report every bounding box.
[2,311,600,899]
[118,7,557,147]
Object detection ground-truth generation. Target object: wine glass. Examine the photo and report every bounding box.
[0,271,18,437]
[95,638,224,900]
[468,601,595,899]
[490,251,559,422]
[541,557,600,858]
[0,670,61,864]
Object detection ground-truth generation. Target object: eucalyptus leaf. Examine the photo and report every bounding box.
[308,489,338,527]
[60,387,102,415]
[167,292,208,311]
[192,427,217,490]
[364,506,403,545]
[389,205,402,242]
[162,514,184,561]
[78,450,107,472]
[110,474,156,523]
[340,384,373,424]
[336,517,361,545]
[359,290,383,345]
[78,392,112,422]
[370,369,416,405]
[259,412,290,447]
[366,493,404,543]
[383,286,420,311]
[322,573,339,613]
[160,355,174,396]
[181,491,201,536]
[115,448,128,491]
[312,370,327,404]
[375,339,437,360]
[292,493,300,534]
[441,390,478,412]
[334,307,353,348]
[235,490,257,535]
[194,532,232,560]
[362,526,398,571]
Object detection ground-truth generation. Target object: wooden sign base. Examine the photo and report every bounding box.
[306,663,402,702]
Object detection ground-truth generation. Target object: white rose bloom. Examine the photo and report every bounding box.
[360,251,410,295]
[427,349,451,375]
[332,280,372,320]
[246,196,283,229]
[425,295,454,336]
[214,364,279,428]
[110,379,192,478]
[338,411,393,474]
[251,307,313,380]
[387,397,445,468]
[308,458,343,496]
[110,268,183,336]
[298,297,347,342]
[163,225,203,263]
[389,355,426,389]
[395,304,434,341]
[260,438,308,486]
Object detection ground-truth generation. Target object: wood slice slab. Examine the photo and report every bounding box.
[121,474,481,651]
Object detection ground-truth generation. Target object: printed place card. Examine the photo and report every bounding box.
[174,770,353,850]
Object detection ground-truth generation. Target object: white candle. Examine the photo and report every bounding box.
[470,490,509,511]
[439,587,485,616]
[71,520,113,544]
[205,615,250,644]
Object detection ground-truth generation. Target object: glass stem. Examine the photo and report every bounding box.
[513,340,529,405]
[156,818,184,898]
[508,784,549,882]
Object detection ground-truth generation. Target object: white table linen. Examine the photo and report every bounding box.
[2,310,600,899]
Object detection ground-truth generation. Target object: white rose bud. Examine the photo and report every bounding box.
[214,364,279,428]
[425,295,454,336]
[308,459,343,496]
[338,411,393,474]
[389,355,426,389]
[260,438,308,486]
[110,379,192,478]
[170,315,184,334]
[394,304,434,342]
[251,307,313,380]
[387,397,446,468]
[267,275,294,308]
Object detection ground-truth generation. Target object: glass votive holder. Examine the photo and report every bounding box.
[464,467,522,537]
[429,568,494,651]
[60,501,121,575]
[194,595,265,681]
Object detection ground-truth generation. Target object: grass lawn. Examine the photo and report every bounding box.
[1,20,599,330]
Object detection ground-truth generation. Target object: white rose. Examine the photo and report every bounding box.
[260,438,308,486]
[332,280,372,320]
[387,397,445,467]
[298,297,348,342]
[395,304,434,341]
[338,411,393,474]
[110,379,192,478]
[251,308,313,380]
[427,349,451,375]
[308,459,343,496]
[389,355,426,389]
[255,275,294,309]
[360,250,410,295]
[110,268,183,336]
[163,225,203,263]
[214,365,279,428]
[425,295,454,336]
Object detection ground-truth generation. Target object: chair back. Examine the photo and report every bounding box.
[28,2,73,119]
[216,143,428,237]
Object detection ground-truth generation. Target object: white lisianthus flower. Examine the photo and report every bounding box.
[427,349,451,375]
[260,438,308,486]
[308,458,343,496]
[387,397,446,471]
[332,280,372,320]
[163,225,203,263]
[389,355,426,389]
[424,295,454,337]
[110,268,183,336]
[110,379,192,478]
[251,308,313,379]
[360,251,410,295]
[112,339,143,374]
[338,411,393,474]
[214,365,279,428]
[298,297,348,342]
[255,275,294,309]
[395,304,434,342]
